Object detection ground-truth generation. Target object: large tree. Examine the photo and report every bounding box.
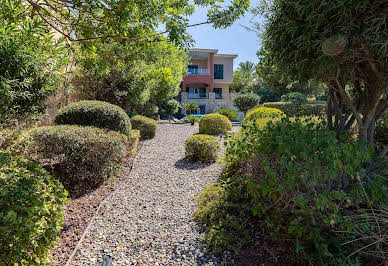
[257,0,388,150]
[74,38,189,115]
[11,0,249,46]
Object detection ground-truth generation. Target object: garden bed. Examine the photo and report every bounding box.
[51,142,143,266]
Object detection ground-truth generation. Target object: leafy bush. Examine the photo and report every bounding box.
[185,134,221,163]
[216,108,238,121]
[243,107,285,125]
[0,152,68,264]
[255,88,280,103]
[196,118,388,264]
[281,92,308,104]
[162,99,179,121]
[131,115,157,139]
[316,95,328,101]
[29,125,127,192]
[264,102,326,117]
[233,93,260,115]
[182,115,200,125]
[0,16,67,125]
[55,100,131,136]
[199,114,232,135]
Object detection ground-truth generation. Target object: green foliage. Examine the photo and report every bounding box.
[75,40,189,115]
[375,110,388,146]
[55,100,132,136]
[232,93,260,115]
[264,102,326,117]
[216,108,238,121]
[29,125,127,191]
[183,102,198,115]
[131,115,158,139]
[183,115,200,125]
[230,71,255,92]
[281,92,307,105]
[197,118,388,264]
[243,107,285,124]
[0,14,68,125]
[254,88,280,103]
[0,151,68,264]
[185,134,221,163]
[199,114,232,135]
[162,99,180,119]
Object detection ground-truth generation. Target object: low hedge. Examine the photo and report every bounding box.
[29,125,127,191]
[243,107,285,125]
[55,100,131,135]
[263,102,326,117]
[131,115,157,139]
[185,134,221,163]
[199,114,232,135]
[0,152,68,264]
[281,92,307,104]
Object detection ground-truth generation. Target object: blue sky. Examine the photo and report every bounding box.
[187,1,262,69]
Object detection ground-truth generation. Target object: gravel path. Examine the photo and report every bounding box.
[70,123,227,265]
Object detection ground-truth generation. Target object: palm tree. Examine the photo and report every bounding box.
[238,61,256,76]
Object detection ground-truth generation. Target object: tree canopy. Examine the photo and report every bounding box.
[256,0,388,147]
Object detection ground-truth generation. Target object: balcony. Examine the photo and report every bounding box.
[187,68,210,75]
[188,92,209,99]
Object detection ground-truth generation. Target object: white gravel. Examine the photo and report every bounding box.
[70,122,231,265]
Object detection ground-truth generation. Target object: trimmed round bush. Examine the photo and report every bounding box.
[243,107,285,124]
[55,100,131,135]
[185,134,221,162]
[0,152,68,264]
[199,114,232,135]
[29,125,127,192]
[131,115,157,139]
[233,93,260,115]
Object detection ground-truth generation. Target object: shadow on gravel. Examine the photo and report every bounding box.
[174,158,209,170]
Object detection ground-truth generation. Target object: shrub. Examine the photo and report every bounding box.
[264,102,326,117]
[196,118,388,264]
[199,114,232,135]
[29,125,127,191]
[281,92,308,104]
[162,99,180,121]
[216,108,238,121]
[185,134,221,163]
[55,100,131,135]
[243,107,285,125]
[131,115,157,139]
[255,88,280,103]
[233,93,260,115]
[0,152,68,264]
[182,115,200,125]
[126,130,140,155]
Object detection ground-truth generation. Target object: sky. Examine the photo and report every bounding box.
[187,1,262,69]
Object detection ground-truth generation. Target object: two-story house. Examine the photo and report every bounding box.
[180,48,238,114]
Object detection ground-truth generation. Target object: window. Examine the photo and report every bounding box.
[214,88,222,99]
[188,65,198,74]
[214,64,224,79]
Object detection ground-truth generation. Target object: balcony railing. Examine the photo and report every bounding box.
[188,92,209,99]
[187,69,210,75]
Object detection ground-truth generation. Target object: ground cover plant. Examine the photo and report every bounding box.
[0,151,68,264]
[55,100,132,136]
[185,134,221,163]
[195,118,388,264]
[199,114,232,135]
